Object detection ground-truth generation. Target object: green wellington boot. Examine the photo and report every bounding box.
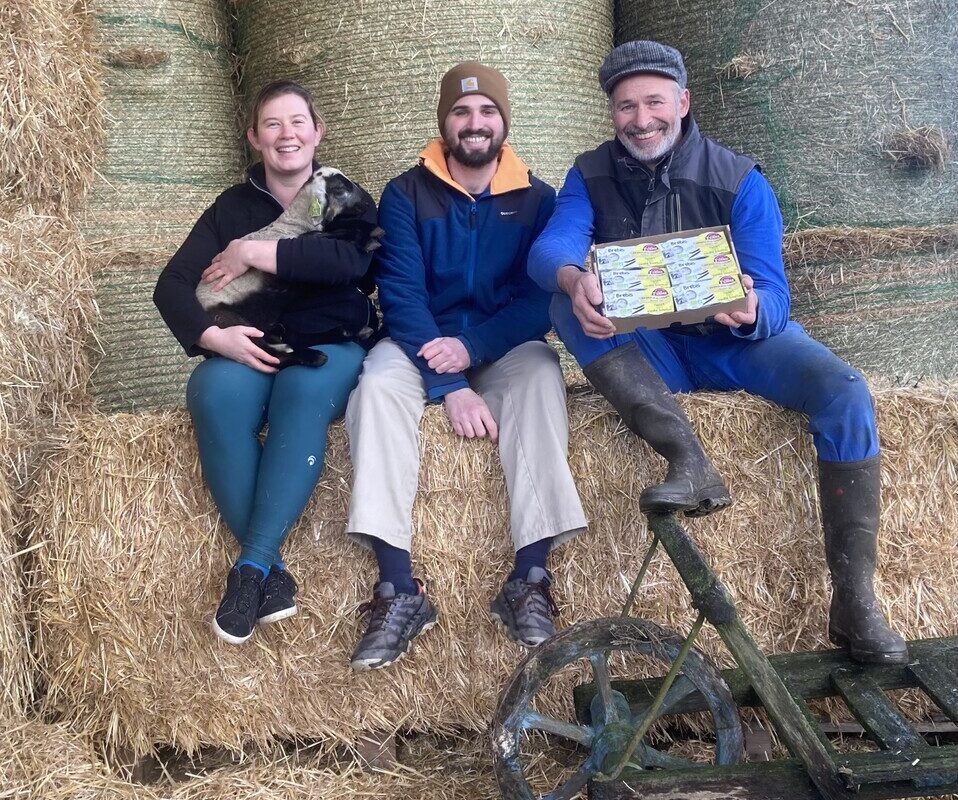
[820,456,909,664]
[583,342,731,516]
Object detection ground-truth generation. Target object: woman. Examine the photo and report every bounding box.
[154,81,378,645]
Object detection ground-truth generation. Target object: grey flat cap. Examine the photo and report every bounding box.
[599,40,687,94]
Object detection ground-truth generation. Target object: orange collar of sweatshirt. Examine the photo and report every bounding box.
[418,139,532,198]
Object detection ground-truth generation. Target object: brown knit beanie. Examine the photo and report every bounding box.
[437,62,510,137]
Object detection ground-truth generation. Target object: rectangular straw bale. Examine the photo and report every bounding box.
[0,0,103,209]
[0,419,30,716]
[27,386,958,757]
[0,206,96,481]
[0,717,139,799]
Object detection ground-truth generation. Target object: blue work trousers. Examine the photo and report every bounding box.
[186,342,366,567]
[552,294,878,463]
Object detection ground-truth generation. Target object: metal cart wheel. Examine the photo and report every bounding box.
[491,616,744,800]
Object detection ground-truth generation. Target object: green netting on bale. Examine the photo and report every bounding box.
[81,0,244,250]
[790,250,958,381]
[91,255,195,411]
[236,0,613,196]
[617,0,957,228]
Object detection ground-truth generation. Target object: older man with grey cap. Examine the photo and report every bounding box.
[527,40,908,665]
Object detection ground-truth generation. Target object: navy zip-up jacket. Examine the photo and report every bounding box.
[376,140,555,400]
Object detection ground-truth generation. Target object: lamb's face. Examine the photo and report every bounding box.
[316,166,362,222]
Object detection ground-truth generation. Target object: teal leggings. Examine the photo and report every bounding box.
[186,342,366,568]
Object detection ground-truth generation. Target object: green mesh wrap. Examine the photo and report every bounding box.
[617,0,957,228]
[789,249,958,381]
[236,0,614,195]
[84,0,244,411]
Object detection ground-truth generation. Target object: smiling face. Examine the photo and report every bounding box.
[610,73,690,165]
[442,93,505,169]
[247,92,324,182]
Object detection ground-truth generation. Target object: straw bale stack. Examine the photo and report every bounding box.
[80,0,243,249]
[789,249,958,381]
[235,0,613,195]
[28,386,957,756]
[0,0,103,209]
[616,0,957,228]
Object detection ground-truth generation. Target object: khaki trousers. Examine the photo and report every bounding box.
[345,338,587,553]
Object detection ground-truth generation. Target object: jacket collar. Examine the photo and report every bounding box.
[418,139,532,198]
[246,160,320,202]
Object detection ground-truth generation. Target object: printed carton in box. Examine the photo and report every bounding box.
[588,226,749,333]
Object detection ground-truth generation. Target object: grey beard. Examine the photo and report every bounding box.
[617,124,681,165]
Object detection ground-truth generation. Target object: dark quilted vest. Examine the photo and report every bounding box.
[575,116,757,244]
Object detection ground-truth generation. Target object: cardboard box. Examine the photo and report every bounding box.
[589,225,749,333]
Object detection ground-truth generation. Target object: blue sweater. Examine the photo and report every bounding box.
[376,140,556,400]
[528,164,790,341]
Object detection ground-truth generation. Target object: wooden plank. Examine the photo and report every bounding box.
[830,669,926,752]
[574,637,958,722]
[910,654,958,725]
[836,746,958,787]
[587,756,958,800]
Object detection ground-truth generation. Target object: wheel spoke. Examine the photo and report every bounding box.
[521,711,594,747]
[590,651,617,723]
[641,745,704,770]
[544,757,598,800]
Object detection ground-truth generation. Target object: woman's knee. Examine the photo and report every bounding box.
[186,358,270,429]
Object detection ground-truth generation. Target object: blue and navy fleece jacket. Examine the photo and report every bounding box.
[376,140,555,401]
[528,120,790,341]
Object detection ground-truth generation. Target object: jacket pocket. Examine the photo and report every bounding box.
[593,213,636,243]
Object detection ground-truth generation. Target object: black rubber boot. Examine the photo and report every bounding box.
[819,456,909,664]
[583,343,731,516]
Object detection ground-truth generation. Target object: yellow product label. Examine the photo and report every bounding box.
[709,274,745,301]
[638,285,675,314]
[634,265,671,288]
[698,252,740,278]
[630,242,667,267]
[693,230,732,255]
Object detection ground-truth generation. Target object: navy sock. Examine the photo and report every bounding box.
[237,558,269,580]
[371,538,417,595]
[509,538,552,582]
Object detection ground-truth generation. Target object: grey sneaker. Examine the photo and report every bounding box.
[350,581,438,671]
[490,566,558,648]
[257,565,298,624]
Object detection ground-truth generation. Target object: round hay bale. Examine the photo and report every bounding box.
[28,387,957,755]
[790,249,958,382]
[90,249,194,412]
[617,0,957,228]
[235,0,614,195]
[80,0,244,250]
[0,1,103,209]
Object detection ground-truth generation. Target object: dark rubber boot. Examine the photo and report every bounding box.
[583,343,731,516]
[819,456,909,664]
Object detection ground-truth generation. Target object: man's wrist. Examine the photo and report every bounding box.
[556,264,584,295]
